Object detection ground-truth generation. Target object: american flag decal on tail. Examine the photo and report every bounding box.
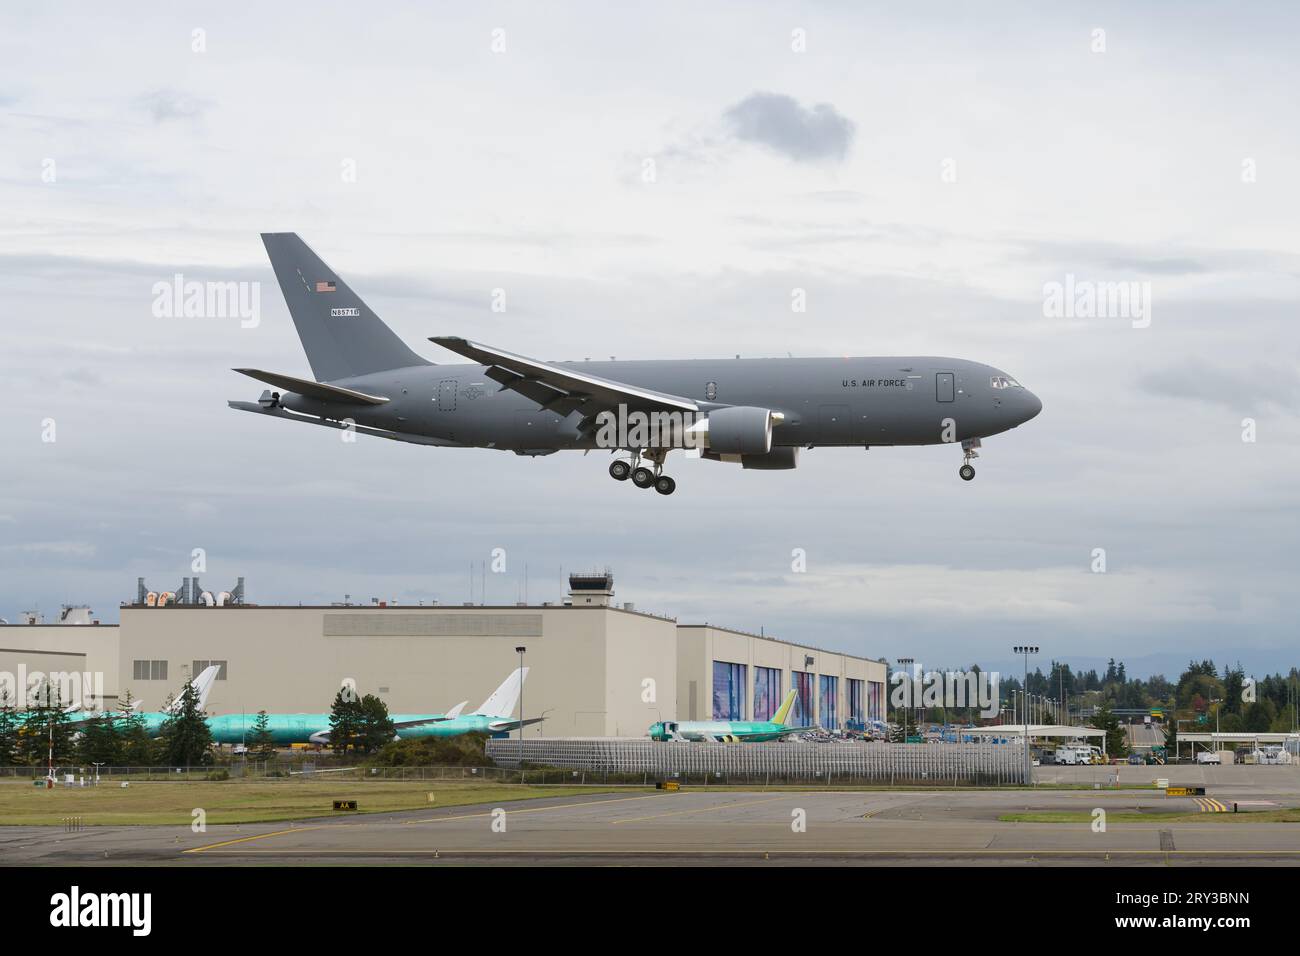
[315,280,336,292]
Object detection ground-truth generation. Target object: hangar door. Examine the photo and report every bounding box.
[935,372,955,402]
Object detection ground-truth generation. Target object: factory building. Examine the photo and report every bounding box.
[0,607,119,708]
[2,573,886,736]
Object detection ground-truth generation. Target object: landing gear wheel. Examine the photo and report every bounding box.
[631,466,655,489]
[959,464,976,481]
[654,475,676,496]
[609,460,631,481]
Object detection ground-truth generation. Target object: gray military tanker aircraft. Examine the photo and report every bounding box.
[230,234,1041,494]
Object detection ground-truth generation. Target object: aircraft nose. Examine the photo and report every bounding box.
[1022,390,1042,423]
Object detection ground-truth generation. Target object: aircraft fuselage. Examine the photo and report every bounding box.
[280,356,1041,453]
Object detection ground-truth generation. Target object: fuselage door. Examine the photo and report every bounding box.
[936,372,955,402]
[436,379,457,411]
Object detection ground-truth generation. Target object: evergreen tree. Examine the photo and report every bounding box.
[1089,700,1128,758]
[158,678,214,766]
[117,691,156,766]
[328,688,363,755]
[0,689,18,766]
[247,710,277,762]
[1223,666,1244,716]
[356,694,396,754]
[19,686,74,768]
[75,714,123,767]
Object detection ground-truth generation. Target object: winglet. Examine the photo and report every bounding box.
[773,688,798,726]
[475,667,528,717]
[446,700,469,719]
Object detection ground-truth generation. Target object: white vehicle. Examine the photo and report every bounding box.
[1256,746,1283,765]
[1055,747,1087,766]
[1195,751,1221,765]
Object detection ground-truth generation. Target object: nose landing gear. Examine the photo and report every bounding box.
[959,438,980,481]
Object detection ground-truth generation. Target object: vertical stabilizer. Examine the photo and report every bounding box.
[772,688,798,726]
[260,233,431,382]
[475,667,528,717]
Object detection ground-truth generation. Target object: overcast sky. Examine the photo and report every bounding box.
[2,2,1297,681]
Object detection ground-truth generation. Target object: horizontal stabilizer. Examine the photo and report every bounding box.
[234,368,389,405]
[228,402,465,447]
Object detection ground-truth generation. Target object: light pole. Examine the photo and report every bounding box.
[515,646,526,780]
[897,658,914,741]
[1013,646,1038,784]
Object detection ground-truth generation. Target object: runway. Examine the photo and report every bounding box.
[5,778,1300,866]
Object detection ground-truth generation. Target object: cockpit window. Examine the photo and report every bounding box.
[990,376,1023,389]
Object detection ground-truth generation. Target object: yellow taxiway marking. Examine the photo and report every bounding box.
[404,791,667,824]
[611,794,794,825]
[186,825,325,854]
[1196,798,1229,812]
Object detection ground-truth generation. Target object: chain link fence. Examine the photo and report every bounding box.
[486,738,1029,786]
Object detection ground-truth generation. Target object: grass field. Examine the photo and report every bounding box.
[0,779,631,826]
[999,808,1300,824]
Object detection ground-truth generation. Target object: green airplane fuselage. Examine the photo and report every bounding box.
[205,712,509,744]
[39,711,509,744]
[648,719,801,742]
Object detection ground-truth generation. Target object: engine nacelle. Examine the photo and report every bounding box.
[702,446,799,470]
[691,405,776,455]
[741,446,798,470]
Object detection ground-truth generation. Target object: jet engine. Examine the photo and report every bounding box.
[687,405,780,455]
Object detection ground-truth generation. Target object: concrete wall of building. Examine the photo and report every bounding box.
[602,609,678,737]
[0,624,119,707]
[675,625,886,728]
[6,606,885,737]
[116,605,679,738]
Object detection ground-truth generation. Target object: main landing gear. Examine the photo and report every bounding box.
[959,438,980,481]
[609,451,676,495]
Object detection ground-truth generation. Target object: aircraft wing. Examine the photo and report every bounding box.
[234,368,390,405]
[391,716,455,730]
[486,716,547,733]
[770,726,820,737]
[429,337,699,418]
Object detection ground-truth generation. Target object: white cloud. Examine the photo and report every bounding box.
[2,3,1298,676]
